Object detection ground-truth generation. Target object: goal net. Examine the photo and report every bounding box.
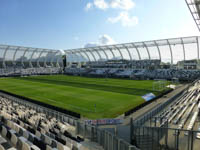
[153,80,167,91]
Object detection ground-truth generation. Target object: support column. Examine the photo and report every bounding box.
[55,51,62,68]
[29,48,38,68]
[94,48,102,61]
[180,38,186,62]
[124,45,133,68]
[143,42,151,60]
[21,48,29,68]
[37,49,45,67]
[197,37,199,61]
[64,51,70,67]
[80,50,91,62]
[114,46,124,60]
[99,47,109,60]
[71,51,80,62]
[132,43,141,60]
[109,48,116,59]
[154,41,161,61]
[167,39,173,66]
[77,51,88,63]
[2,46,9,68]
[44,51,52,67]
[13,47,20,66]
[86,49,97,62]
[50,51,58,67]
[124,46,133,61]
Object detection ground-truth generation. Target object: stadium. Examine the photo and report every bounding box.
[0,0,200,150]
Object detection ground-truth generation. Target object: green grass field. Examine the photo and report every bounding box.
[0,75,168,119]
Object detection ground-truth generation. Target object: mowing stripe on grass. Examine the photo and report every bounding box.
[16,77,156,96]
[0,75,168,119]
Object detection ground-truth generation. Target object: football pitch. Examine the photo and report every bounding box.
[0,75,168,119]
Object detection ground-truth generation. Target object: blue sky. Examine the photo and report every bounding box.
[0,0,199,50]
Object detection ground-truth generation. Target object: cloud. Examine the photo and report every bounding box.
[108,11,138,27]
[94,0,109,10]
[85,2,93,11]
[59,49,65,55]
[98,34,116,45]
[110,0,135,10]
[84,43,99,48]
[85,0,135,11]
[84,34,116,48]
[84,0,138,27]
[74,36,79,41]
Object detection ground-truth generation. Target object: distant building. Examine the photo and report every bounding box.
[177,59,200,70]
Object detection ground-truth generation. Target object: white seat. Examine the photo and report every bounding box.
[0,145,5,150]
[1,126,7,137]
[35,130,41,138]
[46,145,53,150]
[7,120,12,128]
[45,135,52,145]
[30,145,40,150]
[14,124,20,133]
[57,142,70,150]
[7,148,17,150]
[11,133,18,146]
[22,141,31,150]
[57,142,64,150]
[23,131,29,139]
[0,137,6,144]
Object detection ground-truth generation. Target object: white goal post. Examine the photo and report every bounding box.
[153,80,167,91]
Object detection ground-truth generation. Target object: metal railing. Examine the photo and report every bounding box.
[132,125,200,150]
[132,80,197,127]
[76,121,139,150]
[132,89,184,127]
[0,91,138,150]
[130,80,199,150]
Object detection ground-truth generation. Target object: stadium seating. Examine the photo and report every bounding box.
[64,68,89,75]
[154,81,200,128]
[0,67,61,77]
[64,67,200,81]
[1,59,200,81]
[0,96,99,150]
[85,59,161,69]
[141,69,200,80]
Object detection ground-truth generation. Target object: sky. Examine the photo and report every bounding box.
[0,0,199,50]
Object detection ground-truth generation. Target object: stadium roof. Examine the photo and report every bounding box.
[0,36,200,68]
[64,36,200,64]
[0,45,62,68]
[186,0,200,31]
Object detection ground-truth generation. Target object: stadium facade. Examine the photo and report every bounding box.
[1,36,200,68]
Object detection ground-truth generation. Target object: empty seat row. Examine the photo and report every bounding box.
[0,96,89,150]
[64,67,200,81]
[0,67,61,77]
[155,80,200,128]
